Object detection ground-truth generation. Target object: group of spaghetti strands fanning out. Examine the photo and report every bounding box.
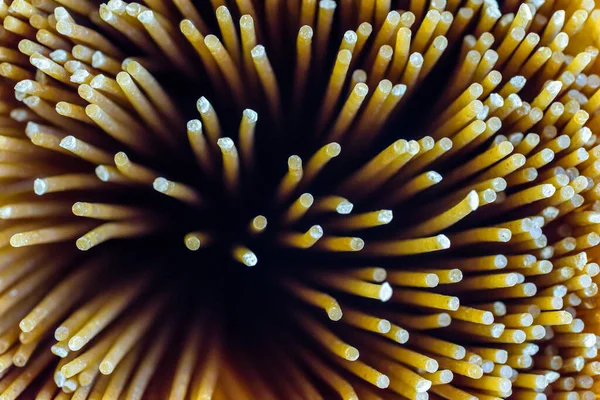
[1,0,600,399]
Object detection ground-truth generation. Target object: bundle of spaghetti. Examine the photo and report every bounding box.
[0,0,598,399]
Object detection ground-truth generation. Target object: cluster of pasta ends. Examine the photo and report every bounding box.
[1,0,600,399]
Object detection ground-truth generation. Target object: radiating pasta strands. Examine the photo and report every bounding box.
[0,0,600,399]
